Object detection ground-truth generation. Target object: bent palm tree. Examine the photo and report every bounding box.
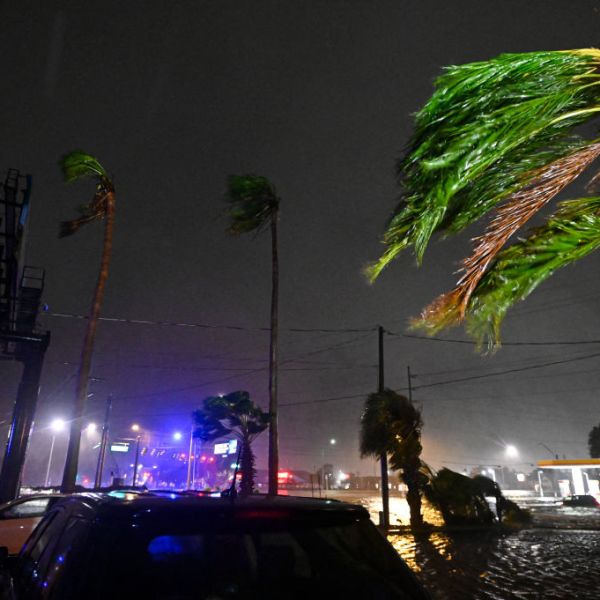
[367,49,600,351]
[59,150,115,492]
[360,389,424,527]
[225,175,280,494]
[193,391,270,496]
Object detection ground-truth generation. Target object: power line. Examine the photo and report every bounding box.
[115,331,375,400]
[412,351,600,390]
[390,331,600,347]
[47,312,375,334]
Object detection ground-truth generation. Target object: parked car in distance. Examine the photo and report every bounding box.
[0,493,430,599]
[0,495,64,555]
[562,494,600,507]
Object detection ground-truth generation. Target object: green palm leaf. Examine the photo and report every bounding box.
[225,174,279,234]
[367,48,600,279]
[60,150,109,184]
[58,150,113,238]
[413,196,600,351]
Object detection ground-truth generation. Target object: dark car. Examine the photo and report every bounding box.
[562,494,600,507]
[0,493,430,599]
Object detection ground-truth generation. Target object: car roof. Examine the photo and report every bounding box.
[53,492,370,524]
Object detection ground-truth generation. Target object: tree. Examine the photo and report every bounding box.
[366,49,600,351]
[225,175,280,494]
[589,424,600,458]
[193,390,270,497]
[58,151,115,492]
[360,389,424,527]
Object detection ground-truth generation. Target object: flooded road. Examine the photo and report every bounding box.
[300,490,600,599]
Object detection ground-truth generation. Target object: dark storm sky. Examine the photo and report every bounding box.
[2,0,600,480]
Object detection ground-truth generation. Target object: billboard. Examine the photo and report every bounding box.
[213,439,238,456]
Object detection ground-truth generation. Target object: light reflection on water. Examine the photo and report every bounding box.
[316,491,600,599]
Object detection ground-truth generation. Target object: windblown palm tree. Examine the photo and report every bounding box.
[58,150,115,492]
[193,391,270,497]
[225,175,280,494]
[360,389,424,527]
[367,49,600,351]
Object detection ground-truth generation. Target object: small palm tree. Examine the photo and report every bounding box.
[367,49,600,351]
[225,175,280,494]
[360,389,424,527]
[58,150,115,492]
[193,390,270,497]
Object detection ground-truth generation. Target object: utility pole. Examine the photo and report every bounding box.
[378,325,390,529]
[94,395,112,488]
[186,424,195,489]
[407,366,413,402]
[132,435,141,487]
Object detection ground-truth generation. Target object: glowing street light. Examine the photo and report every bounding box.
[505,444,519,459]
[330,438,336,445]
[45,418,67,487]
[131,423,140,433]
[173,431,183,442]
[50,418,66,433]
[86,422,97,434]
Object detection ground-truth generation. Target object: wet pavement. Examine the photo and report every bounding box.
[303,490,600,599]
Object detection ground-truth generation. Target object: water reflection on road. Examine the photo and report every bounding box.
[312,490,600,599]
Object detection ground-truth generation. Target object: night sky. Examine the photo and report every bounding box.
[2,1,600,483]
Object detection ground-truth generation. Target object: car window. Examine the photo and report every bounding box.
[16,508,70,596]
[89,519,427,599]
[41,518,91,599]
[3,498,51,519]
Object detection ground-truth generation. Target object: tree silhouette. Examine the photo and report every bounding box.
[58,150,115,492]
[193,391,269,497]
[225,175,280,494]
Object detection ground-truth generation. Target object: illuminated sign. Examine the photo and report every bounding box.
[213,439,238,456]
[110,442,130,453]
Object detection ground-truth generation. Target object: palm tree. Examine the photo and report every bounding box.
[224,175,280,494]
[193,390,270,497]
[589,424,600,458]
[58,150,115,492]
[367,49,600,351]
[360,388,424,527]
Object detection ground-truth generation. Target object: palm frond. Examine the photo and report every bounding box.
[415,196,600,351]
[412,143,600,330]
[60,150,109,184]
[367,48,600,279]
[225,174,279,235]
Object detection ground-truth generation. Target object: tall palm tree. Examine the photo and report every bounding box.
[58,150,115,492]
[225,175,280,494]
[360,389,424,527]
[193,390,270,497]
[367,49,600,351]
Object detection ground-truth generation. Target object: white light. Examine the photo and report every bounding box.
[131,424,140,432]
[330,438,336,445]
[50,418,66,433]
[505,444,519,459]
[86,423,97,434]
[173,431,183,441]
[517,473,526,482]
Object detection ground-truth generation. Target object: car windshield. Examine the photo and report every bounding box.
[86,516,424,599]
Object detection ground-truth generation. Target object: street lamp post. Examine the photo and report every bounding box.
[45,419,66,487]
[538,470,544,498]
[131,424,141,487]
[132,436,141,487]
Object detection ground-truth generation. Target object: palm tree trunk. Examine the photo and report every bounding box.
[61,191,115,492]
[267,211,279,495]
[404,464,423,528]
[240,436,255,498]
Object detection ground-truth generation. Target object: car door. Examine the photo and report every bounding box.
[12,507,70,599]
